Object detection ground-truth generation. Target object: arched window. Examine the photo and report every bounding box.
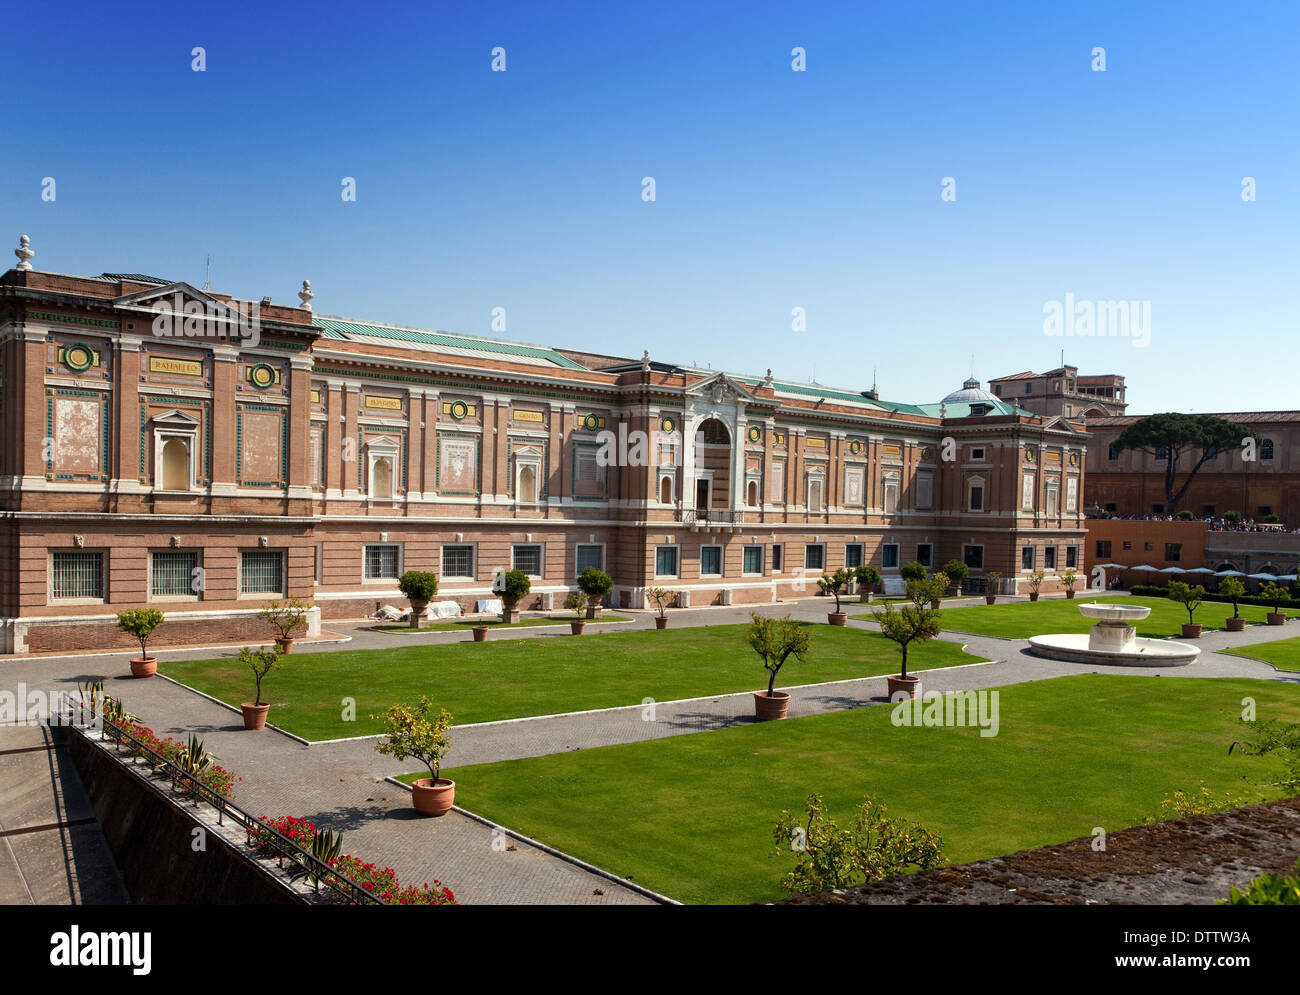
[372,458,392,500]
[162,438,190,491]
[747,480,758,507]
[660,475,673,505]
[807,477,824,514]
[1261,438,1274,461]
[698,418,730,445]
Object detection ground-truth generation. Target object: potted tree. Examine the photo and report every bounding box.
[565,592,588,635]
[854,564,881,604]
[117,608,165,678]
[984,571,1001,605]
[873,595,941,699]
[647,587,671,629]
[398,571,439,630]
[899,560,927,585]
[496,568,531,624]
[577,566,614,620]
[1027,570,1046,602]
[374,697,455,816]
[818,568,850,625]
[927,571,949,610]
[1168,580,1206,638]
[1219,576,1247,632]
[942,559,969,596]
[238,645,280,730]
[1259,582,1291,626]
[260,598,311,652]
[746,614,810,721]
[1061,569,1079,599]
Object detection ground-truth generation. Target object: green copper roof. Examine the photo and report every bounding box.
[313,316,589,370]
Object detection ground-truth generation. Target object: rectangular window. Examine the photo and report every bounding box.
[1261,439,1274,460]
[152,551,197,597]
[882,544,899,569]
[1202,505,1215,517]
[1107,444,1119,460]
[916,543,932,568]
[1096,540,1112,558]
[969,482,984,511]
[971,447,985,461]
[240,550,284,596]
[52,551,103,600]
[1066,546,1078,568]
[364,544,400,580]
[844,544,863,570]
[1144,542,1154,552]
[701,545,722,577]
[441,544,474,579]
[1122,540,1132,550]
[882,476,899,514]
[771,544,784,572]
[1152,504,1164,515]
[743,545,764,574]
[804,544,825,571]
[1105,503,1117,513]
[1045,546,1057,569]
[915,471,933,510]
[512,544,543,576]
[1022,546,1034,570]
[1165,543,1182,562]
[655,545,679,577]
[576,544,604,574]
[963,545,984,570]
[1046,483,1059,517]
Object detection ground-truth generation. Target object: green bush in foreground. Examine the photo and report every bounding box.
[1220,860,1300,905]
[773,794,945,894]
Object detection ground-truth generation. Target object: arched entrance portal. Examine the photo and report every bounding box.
[692,418,731,516]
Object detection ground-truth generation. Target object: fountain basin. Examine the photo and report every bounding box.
[1077,603,1151,623]
[1028,633,1199,667]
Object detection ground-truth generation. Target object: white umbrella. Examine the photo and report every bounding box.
[1158,566,1186,573]
[1249,573,1279,581]
[1276,574,1298,582]
[1183,567,1216,574]
[1214,570,1246,577]
[1096,563,1128,570]
[1130,565,1160,572]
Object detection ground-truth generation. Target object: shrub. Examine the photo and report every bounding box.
[853,564,881,591]
[1167,581,1206,624]
[1027,570,1046,594]
[1142,781,1244,825]
[1129,583,1293,610]
[646,586,672,617]
[496,568,531,607]
[1218,576,1246,618]
[372,697,453,782]
[576,567,614,603]
[1175,509,1195,520]
[1259,581,1292,614]
[899,561,927,583]
[1224,510,1242,523]
[398,571,439,603]
[1263,512,1280,524]
[942,560,970,587]
[1220,860,1300,905]
[564,592,588,617]
[116,608,165,659]
[259,599,311,641]
[1060,569,1078,592]
[873,598,941,679]
[745,614,810,695]
[817,568,850,613]
[772,794,945,894]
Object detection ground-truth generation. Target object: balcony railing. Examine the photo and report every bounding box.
[683,508,745,527]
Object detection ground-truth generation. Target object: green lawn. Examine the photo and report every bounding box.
[855,594,1286,640]
[1224,636,1300,673]
[373,614,631,633]
[160,622,982,739]
[418,676,1300,904]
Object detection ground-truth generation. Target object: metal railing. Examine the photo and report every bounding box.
[683,508,745,526]
[77,712,386,905]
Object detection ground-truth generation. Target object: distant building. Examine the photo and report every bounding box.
[989,366,1126,420]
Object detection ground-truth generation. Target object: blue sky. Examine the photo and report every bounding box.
[4,1,1296,413]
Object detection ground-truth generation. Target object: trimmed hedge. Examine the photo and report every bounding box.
[1129,584,1295,610]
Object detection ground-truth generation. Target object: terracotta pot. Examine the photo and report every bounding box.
[129,657,157,678]
[1181,623,1203,639]
[930,599,941,610]
[570,620,586,635]
[828,612,847,626]
[241,702,270,730]
[1029,592,1040,602]
[1267,612,1286,626]
[275,637,295,654]
[985,596,997,605]
[887,675,922,700]
[655,616,668,630]
[411,777,456,816]
[1225,616,1246,632]
[1065,590,1076,599]
[472,625,489,641]
[408,600,428,629]
[754,690,790,721]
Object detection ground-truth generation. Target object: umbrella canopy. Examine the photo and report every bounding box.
[1130,565,1160,572]
[1277,574,1298,582]
[1158,567,1186,574]
[1214,570,1246,577]
[1095,563,1128,570]
[1249,573,1279,581]
[1183,567,1216,574]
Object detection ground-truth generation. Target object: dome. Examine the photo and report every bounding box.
[941,376,997,405]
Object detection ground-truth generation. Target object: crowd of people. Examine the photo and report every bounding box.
[1088,511,1297,533]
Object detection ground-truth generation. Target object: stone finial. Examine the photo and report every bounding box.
[298,279,314,310]
[641,349,651,372]
[939,403,947,419]
[763,368,773,387]
[14,234,34,271]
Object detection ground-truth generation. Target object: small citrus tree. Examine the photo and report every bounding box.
[1218,576,1246,619]
[1168,581,1206,626]
[564,592,588,618]
[116,608,165,660]
[372,697,453,783]
[817,568,850,614]
[260,598,311,640]
[873,594,941,680]
[239,645,280,707]
[646,586,671,618]
[745,614,810,696]
[1260,581,1292,616]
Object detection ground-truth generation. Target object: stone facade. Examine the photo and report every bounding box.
[1,254,1089,652]
[989,366,1126,420]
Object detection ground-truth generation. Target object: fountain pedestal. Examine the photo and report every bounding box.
[1027,602,1199,667]
[1089,619,1138,653]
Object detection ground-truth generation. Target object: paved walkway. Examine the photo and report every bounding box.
[4,591,1298,904]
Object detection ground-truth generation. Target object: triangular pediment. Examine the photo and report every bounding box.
[684,371,761,405]
[151,409,201,426]
[365,435,401,451]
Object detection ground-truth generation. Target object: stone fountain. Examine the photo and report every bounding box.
[1027,602,1199,666]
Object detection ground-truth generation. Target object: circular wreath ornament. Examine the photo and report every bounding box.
[63,343,95,372]
[661,416,676,434]
[581,413,600,431]
[1024,447,1036,462]
[747,425,762,443]
[249,362,277,389]
[449,399,469,420]
[848,439,864,455]
[920,446,933,460]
